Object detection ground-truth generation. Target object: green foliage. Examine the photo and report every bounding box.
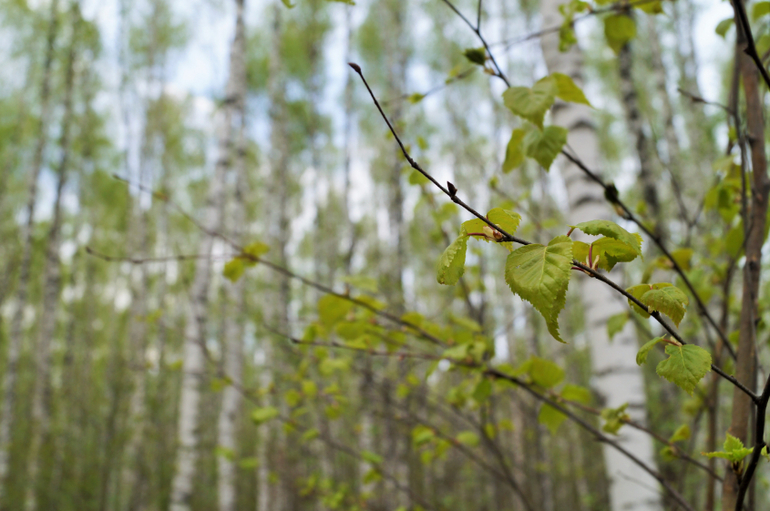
[570,220,642,257]
[527,356,565,388]
[502,79,557,129]
[549,72,591,106]
[523,125,568,171]
[626,283,689,327]
[656,344,711,395]
[606,312,628,340]
[456,431,480,447]
[502,129,526,173]
[601,403,630,434]
[669,424,691,443]
[462,47,486,66]
[702,434,753,463]
[251,406,280,425]
[636,337,665,365]
[436,235,468,285]
[752,1,770,20]
[603,14,636,54]
[505,236,573,342]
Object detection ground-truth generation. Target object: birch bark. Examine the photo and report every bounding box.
[540,2,661,510]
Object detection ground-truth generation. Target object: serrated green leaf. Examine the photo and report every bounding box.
[636,336,665,365]
[669,424,691,443]
[502,79,558,129]
[436,235,468,285]
[486,208,521,237]
[505,236,573,342]
[702,433,753,463]
[251,406,279,425]
[528,356,565,388]
[656,344,711,395]
[538,404,566,434]
[456,431,480,447]
[641,283,689,326]
[463,47,486,66]
[223,258,246,282]
[591,236,641,269]
[571,220,642,257]
[626,284,652,318]
[547,73,591,106]
[607,312,628,341]
[715,17,733,37]
[604,14,636,54]
[523,125,568,171]
[503,129,527,173]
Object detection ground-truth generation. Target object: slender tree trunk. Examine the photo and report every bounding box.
[540,2,661,510]
[0,0,60,502]
[721,6,768,509]
[216,2,247,510]
[24,6,80,509]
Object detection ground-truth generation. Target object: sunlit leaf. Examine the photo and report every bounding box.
[656,344,711,395]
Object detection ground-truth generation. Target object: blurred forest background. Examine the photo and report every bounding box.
[0,0,767,510]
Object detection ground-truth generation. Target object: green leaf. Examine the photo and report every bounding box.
[461,218,489,236]
[669,424,691,443]
[607,312,628,341]
[238,457,260,469]
[301,428,320,443]
[486,208,521,237]
[601,403,629,434]
[702,433,753,463]
[412,425,435,447]
[636,337,665,365]
[538,404,566,434]
[640,283,689,327]
[636,0,663,14]
[243,241,270,259]
[656,344,712,395]
[571,220,642,257]
[251,406,279,425]
[280,0,296,8]
[436,235,468,285]
[591,236,641,269]
[505,236,573,342]
[523,125,568,171]
[503,129,527,173]
[502,78,558,129]
[409,170,430,185]
[548,73,591,106]
[340,275,379,293]
[407,93,425,104]
[456,431,480,447]
[472,378,493,403]
[670,248,694,271]
[752,1,770,21]
[604,14,636,54]
[715,17,733,38]
[362,450,383,465]
[626,284,652,318]
[223,258,246,282]
[528,356,565,388]
[562,383,591,404]
[318,294,353,329]
[463,47,486,66]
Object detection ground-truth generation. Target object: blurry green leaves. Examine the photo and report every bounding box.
[502,73,590,172]
[656,344,711,396]
[604,14,636,54]
[436,235,468,285]
[223,241,270,282]
[538,384,591,434]
[462,47,487,66]
[570,220,642,258]
[601,403,629,434]
[505,236,573,342]
[626,283,689,326]
[702,434,753,464]
[251,406,279,425]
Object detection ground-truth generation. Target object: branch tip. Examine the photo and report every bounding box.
[348,62,361,74]
[447,181,457,197]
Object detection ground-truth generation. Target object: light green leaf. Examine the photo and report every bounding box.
[251,406,279,425]
[409,170,430,185]
[340,275,379,293]
[591,236,642,269]
[502,79,558,129]
[318,294,353,329]
[607,312,628,341]
[528,356,565,388]
[503,129,527,173]
[523,125,568,171]
[243,241,270,259]
[238,457,260,469]
[562,384,591,404]
[670,248,694,271]
[472,378,492,403]
[505,236,573,342]
[626,284,652,318]
[486,208,521,237]
[223,258,246,282]
[641,283,689,327]
[538,404,566,434]
[715,17,733,37]
[301,428,320,443]
[461,218,489,236]
[407,93,425,104]
[670,424,691,443]
[437,235,468,285]
[702,433,753,463]
[456,431,480,447]
[412,425,435,447]
[604,14,636,54]
[547,73,591,106]
[636,0,663,14]
[636,336,665,365]
[601,403,629,434]
[656,344,712,395]
[753,1,770,21]
[571,220,642,257]
[362,450,383,465]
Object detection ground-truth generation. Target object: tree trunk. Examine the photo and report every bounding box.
[24,6,80,509]
[540,2,661,510]
[216,2,247,510]
[0,0,60,502]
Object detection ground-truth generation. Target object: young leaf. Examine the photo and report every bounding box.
[636,336,665,365]
[538,404,566,434]
[318,294,354,329]
[486,208,521,237]
[669,424,691,443]
[570,220,642,257]
[505,236,573,342]
[604,14,636,54]
[463,47,486,66]
[503,129,527,173]
[591,236,640,269]
[641,283,689,327]
[456,431,480,447]
[527,356,565,388]
[223,258,246,282]
[607,312,628,341]
[502,78,558,129]
[243,241,270,259]
[702,433,753,463]
[561,384,591,404]
[523,125,568,171]
[715,17,734,38]
[251,406,279,425]
[601,403,629,434]
[436,235,468,285]
[752,1,770,21]
[547,72,591,106]
[656,344,711,395]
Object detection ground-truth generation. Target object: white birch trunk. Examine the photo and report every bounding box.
[0,0,60,497]
[540,2,661,510]
[216,2,247,510]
